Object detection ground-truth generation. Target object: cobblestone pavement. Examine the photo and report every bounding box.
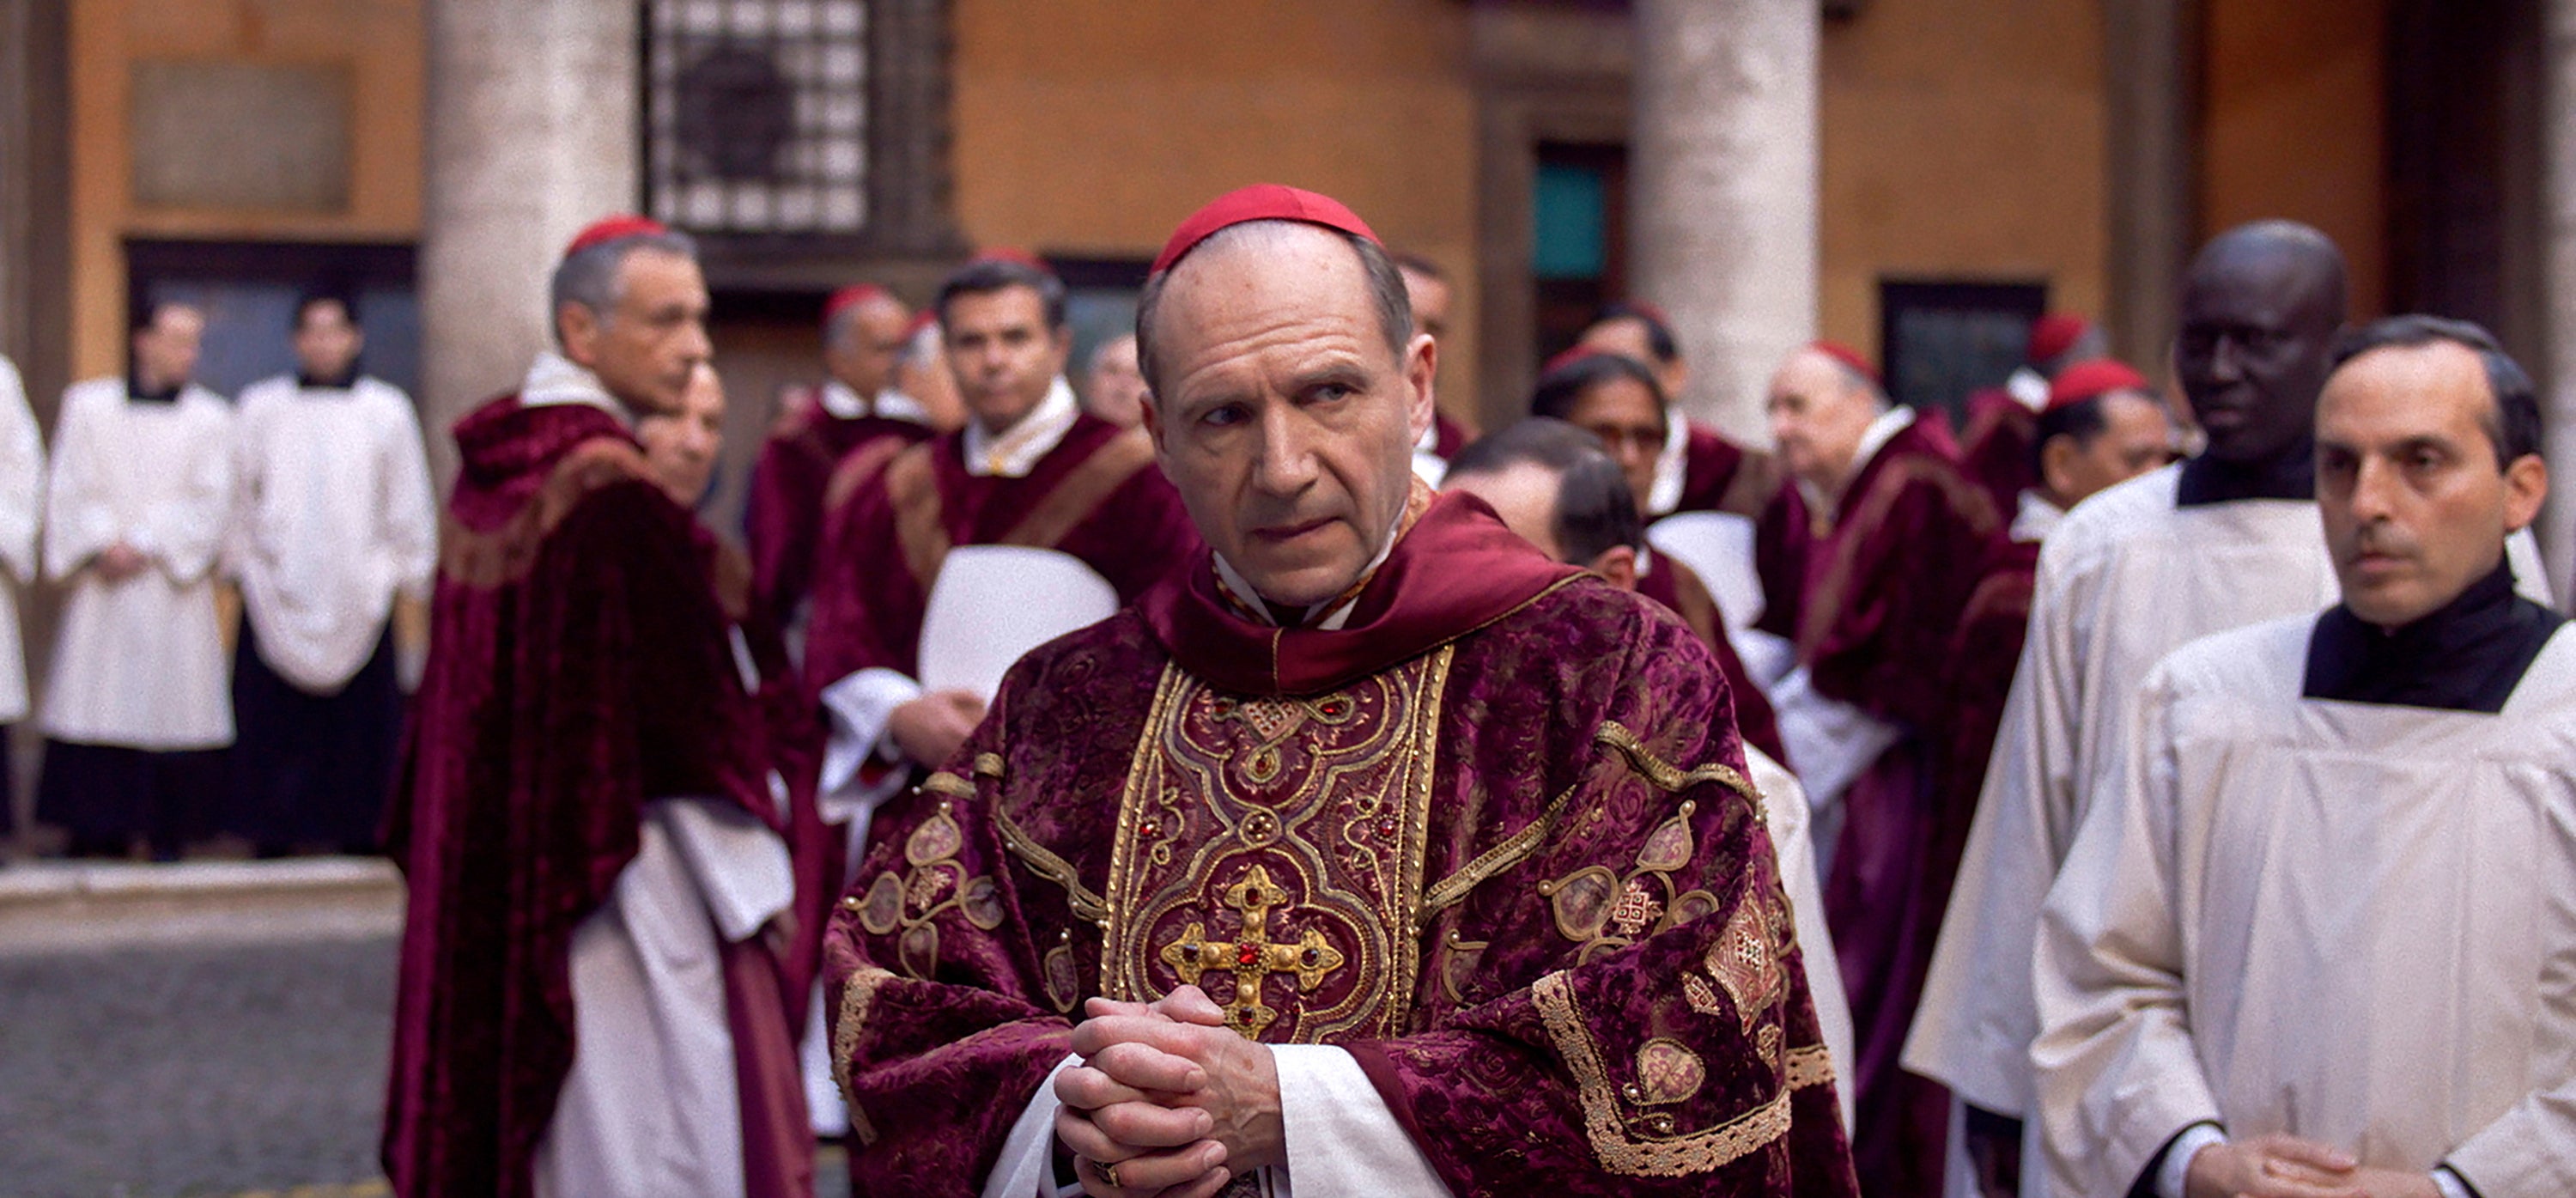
[0,933,856,1198]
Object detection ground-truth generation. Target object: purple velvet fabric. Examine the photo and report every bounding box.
[1636,555,1788,769]
[820,492,1857,1196]
[1957,389,2039,526]
[382,396,793,1198]
[744,398,934,627]
[1792,418,2002,1198]
[800,412,1201,692]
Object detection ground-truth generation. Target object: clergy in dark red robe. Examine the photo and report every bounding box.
[799,258,1200,841]
[1761,341,2001,1198]
[1958,313,2112,521]
[382,218,807,1198]
[743,284,936,630]
[822,185,1854,1198]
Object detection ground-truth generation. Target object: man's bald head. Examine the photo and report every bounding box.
[2176,220,2348,465]
[1133,220,1437,610]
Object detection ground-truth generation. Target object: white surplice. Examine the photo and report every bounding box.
[536,798,797,1198]
[0,356,43,723]
[39,377,234,748]
[229,374,437,693]
[2032,615,2576,1198]
[1903,465,2337,1120]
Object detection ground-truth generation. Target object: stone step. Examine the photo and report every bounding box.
[0,857,404,954]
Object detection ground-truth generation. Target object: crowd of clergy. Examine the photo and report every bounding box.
[0,291,437,863]
[18,179,2563,1198]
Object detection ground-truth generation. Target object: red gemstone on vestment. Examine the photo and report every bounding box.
[1236,944,1259,966]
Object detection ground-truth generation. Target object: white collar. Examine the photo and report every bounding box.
[819,379,933,425]
[2011,489,2064,544]
[2007,366,2050,413]
[1647,415,1691,516]
[963,376,1079,477]
[1211,508,1407,632]
[519,351,629,426]
[1801,405,1916,518]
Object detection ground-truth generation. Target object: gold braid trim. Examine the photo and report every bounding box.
[920,771,975,800]
[995,806,1110,923]
[832,965,898,1146]
[1783,1043,1834,1091]
[1419,780,1582,923]
[1594,721,1761,815]
[1532,970,1793,1177]
[973,752,1006,780]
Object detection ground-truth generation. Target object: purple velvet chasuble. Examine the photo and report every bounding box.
[821,490,1857,1196]
[382,396,793,1198]
[1793,417,2002,1198]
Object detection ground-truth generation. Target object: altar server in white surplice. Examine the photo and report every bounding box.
[227,293,437,855]
[0,353,42,840]
[35,301,234,859]
[2036,316,2576,1198]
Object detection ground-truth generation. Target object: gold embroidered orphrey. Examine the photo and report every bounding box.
[1102,646,1452,1043]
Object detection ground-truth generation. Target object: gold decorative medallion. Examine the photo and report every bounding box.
[1100,649,1451,1043]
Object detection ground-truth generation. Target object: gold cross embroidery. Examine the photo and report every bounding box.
[1157,865,1344,1038]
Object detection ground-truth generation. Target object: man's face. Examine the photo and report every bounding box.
[1143,227,1435,609]
[1580,316,1686,398]
[944,285,1069,434]
[293,301,364,382]
[2174,249,2339,464]
[1084,334,1149,429]
[2042,390,2174,508]
[562,247,714,416]
[1444,462,1564,560]
[823,296,910,399]
[638,367,727,505]
[1400,267,1451,343]
[1561,374,1668,510]
[2317,342,2544,628]
[1766,350,1880,494]
[132,305,205,392]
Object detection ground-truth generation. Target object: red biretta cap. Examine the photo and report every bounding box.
[823,283,893,328]
[1808,340,1882,386]
[1151,184,1384,275]
[2046,358,2151,410]
[563,214,672,259]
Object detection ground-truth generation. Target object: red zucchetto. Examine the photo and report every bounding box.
[1151,184,1383,275]
[1808,339,1882,386]
[2045,358,2151,410]
[562,214,672,259]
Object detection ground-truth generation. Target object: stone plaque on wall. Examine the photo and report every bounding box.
[129,60,351,213]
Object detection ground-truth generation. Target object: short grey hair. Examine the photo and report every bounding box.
[1133,221,1413,401]
[550,228,699,346]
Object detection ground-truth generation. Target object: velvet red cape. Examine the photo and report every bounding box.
[382,396,778,1198]
[744,396,933,625]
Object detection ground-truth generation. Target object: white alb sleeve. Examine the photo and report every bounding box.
[981,1055,1084,1198]
[1271,1044,1450,1198]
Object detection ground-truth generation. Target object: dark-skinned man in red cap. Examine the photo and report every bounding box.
[383,216,810,1198]
[818,184,1856,1198]
[1757,338,2000,1198]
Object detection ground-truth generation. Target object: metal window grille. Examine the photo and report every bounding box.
[644,0,869,234]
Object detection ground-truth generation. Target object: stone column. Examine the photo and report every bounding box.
[1627,0,1820,446]
[419,0,640,482]
[2102,0,2196,379]
[2541,0,2576,594]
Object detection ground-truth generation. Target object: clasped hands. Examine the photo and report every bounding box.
[2186,1134,2442,1198]
[1053,984,1283,1198]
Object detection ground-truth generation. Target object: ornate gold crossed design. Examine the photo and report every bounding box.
[1157,865,1345,1038]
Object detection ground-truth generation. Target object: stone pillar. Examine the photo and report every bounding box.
[1627,0,1820,446]
[2541,0,2576,595]
[419,0,640,482]
[2103,0,2197,380]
